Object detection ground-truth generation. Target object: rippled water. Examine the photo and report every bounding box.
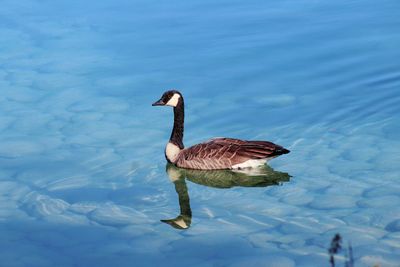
[1,0,400,266]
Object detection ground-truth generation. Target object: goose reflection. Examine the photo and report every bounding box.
[161,163,291,229]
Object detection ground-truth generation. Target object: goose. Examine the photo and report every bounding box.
[152,90,290,170]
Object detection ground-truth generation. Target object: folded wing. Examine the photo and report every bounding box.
[176,138,289,170]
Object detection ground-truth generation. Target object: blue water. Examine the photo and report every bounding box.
[1,0,400,266]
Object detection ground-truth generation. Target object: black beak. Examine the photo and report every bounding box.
[152,99,165,106]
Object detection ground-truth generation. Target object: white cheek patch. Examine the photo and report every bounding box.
[166,93,181,107]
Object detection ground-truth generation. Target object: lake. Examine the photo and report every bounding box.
[0,0,399,266]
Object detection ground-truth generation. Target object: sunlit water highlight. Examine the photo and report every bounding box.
[1,0,400,266]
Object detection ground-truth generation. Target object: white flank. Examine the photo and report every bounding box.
[231,159,267,169]
[165,142,181,163]
[165,93,181,107]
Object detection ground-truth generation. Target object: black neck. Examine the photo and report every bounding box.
[170,99,184,149]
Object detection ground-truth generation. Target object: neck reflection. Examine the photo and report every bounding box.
[161,168,192,229]
[161,163,291,230]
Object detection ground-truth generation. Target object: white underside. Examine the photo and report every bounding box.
[231,159,268,169]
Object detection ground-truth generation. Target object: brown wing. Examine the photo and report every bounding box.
[176,138,289,170]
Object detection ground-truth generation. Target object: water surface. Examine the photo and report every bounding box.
[1,0,400,266]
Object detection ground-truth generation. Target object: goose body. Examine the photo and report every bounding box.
[153,90,289,170]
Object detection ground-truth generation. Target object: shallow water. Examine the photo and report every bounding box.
[1,0,400,266]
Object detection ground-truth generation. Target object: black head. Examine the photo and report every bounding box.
[152,90,183,107]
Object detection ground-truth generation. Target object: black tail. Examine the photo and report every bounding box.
[281,148,290,154]
[273,147,290,156]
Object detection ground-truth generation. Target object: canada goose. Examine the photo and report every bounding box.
[152,90,290,170]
